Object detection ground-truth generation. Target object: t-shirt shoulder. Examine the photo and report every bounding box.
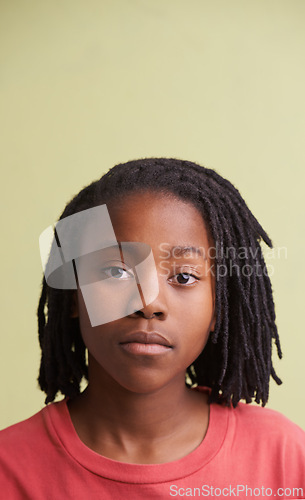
[233,400,305,437]
[228,400,305,471]
[0,408,44,439]
[0,401,64,455]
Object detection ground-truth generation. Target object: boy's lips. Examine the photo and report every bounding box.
[119,331,173,355]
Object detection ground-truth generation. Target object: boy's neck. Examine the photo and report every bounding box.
[67,370,209,464]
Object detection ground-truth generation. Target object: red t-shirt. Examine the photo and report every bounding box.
[0,389,305,499]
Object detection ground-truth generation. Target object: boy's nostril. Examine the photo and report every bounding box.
[139,310,162,319]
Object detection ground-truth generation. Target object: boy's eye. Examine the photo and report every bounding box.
[170,273,198,285]
[102,266,134,280]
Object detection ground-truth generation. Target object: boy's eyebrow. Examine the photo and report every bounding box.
[92,243,207,260]
[167,246,206,259]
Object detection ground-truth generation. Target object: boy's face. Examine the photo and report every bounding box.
[75,191,216,394]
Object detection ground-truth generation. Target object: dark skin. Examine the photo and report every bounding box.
[68,192,216,464]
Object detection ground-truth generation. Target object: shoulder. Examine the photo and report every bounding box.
[207,400,305,486]
[207,388,305,458]
[0,400,65,456]
[232,401,305,437]
[0,408,46,444]
[0,401,68,498]
[225,401,305,466]
[198,386,305,442]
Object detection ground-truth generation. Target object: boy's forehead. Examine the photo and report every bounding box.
[107,191,209,229]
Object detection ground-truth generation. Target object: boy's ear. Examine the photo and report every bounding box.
[70,291,79,318]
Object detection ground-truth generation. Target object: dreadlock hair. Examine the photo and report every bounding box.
[37,158,282,407]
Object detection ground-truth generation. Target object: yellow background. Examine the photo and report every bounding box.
[0,0,304,431]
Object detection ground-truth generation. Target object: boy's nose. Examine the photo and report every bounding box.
[128,282,169,320]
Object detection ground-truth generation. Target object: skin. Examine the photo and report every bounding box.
[68,191,216,464]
